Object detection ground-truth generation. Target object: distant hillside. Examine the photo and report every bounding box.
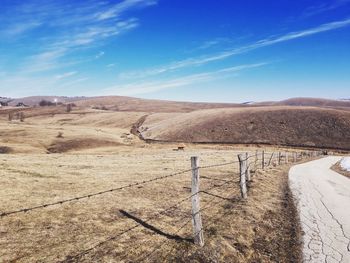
[70,96,243,113]
[6,96,88,106]
[258,97,350,108]
[140,106,350,150]
[4,96,350,111]
[2,95,350,150]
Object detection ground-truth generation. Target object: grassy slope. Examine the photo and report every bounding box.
[2,98,350,152]
[141,106,350,150]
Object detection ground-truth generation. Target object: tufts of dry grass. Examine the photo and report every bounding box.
[151,165,302,263]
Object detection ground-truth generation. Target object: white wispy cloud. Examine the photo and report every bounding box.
[55,71,78,80]
[95,51,105,59]
[51,18,139,51]
[302,0,350,18]
[1,0,153,76]
[194,37,240,51]
[58,77,89,89]
[102,62,268,96]
[120,17,350,79]
[1,21,42,37]
[95,0,157,21]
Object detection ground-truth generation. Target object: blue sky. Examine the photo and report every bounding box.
[0,0,349,102]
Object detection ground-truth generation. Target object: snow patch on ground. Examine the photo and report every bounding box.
[340,157,350,171]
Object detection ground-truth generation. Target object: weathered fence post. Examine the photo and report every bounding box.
[254,150,258,171]
[262,151,265,170]
[238,154,248,199]
[285,152,288,163]
[278,152,281,165]
[293,152,297,163]
[191,156,204,247]
[268,152,274,167]
[245,152,251,181]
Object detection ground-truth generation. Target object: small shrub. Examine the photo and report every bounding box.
[0,146,12,154]
[39,100,55,107]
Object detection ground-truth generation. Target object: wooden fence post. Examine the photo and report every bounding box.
[238,154,248,199]
[245,152,251,181]
[293,152,297,163]
[262,151,265,170]
[285,152,288,164]
[267,152,274,167]
[191,157,204,247]
[254,150,258,171]
[278,152,281,165]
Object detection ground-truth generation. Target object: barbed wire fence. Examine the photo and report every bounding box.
[0,148,324,261]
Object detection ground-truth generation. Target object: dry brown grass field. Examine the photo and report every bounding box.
[0,145,302,262]
[140,106,350,150]
[0,99,343,262]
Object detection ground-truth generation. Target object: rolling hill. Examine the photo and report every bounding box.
[4,96,350,112]
[2,96,350,151]
[139,106,350,150]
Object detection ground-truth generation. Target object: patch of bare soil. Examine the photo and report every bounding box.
[150,166,302,263]
[47,138,121,153]
[331,161,350,179]
[130,114,149,138]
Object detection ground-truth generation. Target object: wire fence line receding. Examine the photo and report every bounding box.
[1,148,324,262]
[0,168,193,218]
[0,159,241,218]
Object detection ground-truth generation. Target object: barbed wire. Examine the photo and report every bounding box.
[0,168,193,218]
[59,173,237,262]
[1,158,243,219]
[136,178,237,261]
[198,160,239,169]
[137,183,237,263]
[58,194,195,262]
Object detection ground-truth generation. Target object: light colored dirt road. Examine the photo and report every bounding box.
[289,156,350,263]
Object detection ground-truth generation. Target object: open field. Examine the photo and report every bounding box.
[0,96,347,262]
[0,145,304,262]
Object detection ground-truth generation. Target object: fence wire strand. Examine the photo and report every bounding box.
[0,168,193,218]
